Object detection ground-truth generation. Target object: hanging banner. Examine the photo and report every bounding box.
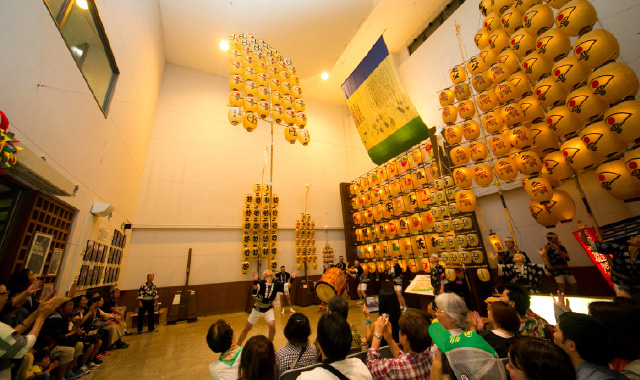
[341,36,429,165]
[572,228,614,290]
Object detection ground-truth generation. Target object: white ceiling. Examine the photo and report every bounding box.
[160,0,451,105]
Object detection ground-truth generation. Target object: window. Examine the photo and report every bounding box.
[43,0,119,117]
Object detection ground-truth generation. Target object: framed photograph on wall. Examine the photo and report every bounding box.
[84,241,94,261]
[47,248,63,276]
[26,232,54,276]
[85,267,93,286]
[78,265,88,285]
[89,244,98,262]
[41,284,53,301]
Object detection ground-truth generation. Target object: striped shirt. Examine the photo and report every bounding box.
[137,282,158,300]
[367,348,432,380]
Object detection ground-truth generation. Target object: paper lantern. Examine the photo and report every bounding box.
[415,169,429,187]
[579,120,627,160]
[450,65,467,84]
[561,136,597,171]
[229,91,244,107]
[272,91,284,106]
[493,0,513,14]
[496,81,520,104]
[482,110,505,134]
[439,89,456,107]
[523,4,555,35]
[529,200,560,227]
[509,71,533,97]
[477,88,500,113]
[547,0,571,9]
[298,128,310,146]
[588,62,640,106]
[514,0,542,12]
[243,95,258,113]
[230,60,244,76]
[521,51,552,83]
[461,217,473,230]
[604,100,640,144]
[243,112,258,132]
[500,7,524,35]
[421,211,436,231]
[551,55,590,91]
[450,250,461,262]
[536,28,571,62]
[624,147,640,181]
[452,167,473,189]
[244,79,259,96]
[497,49,520,75]
[480,0,492,16]
[398,155,411,174]
[467,233,480,247]
[515,150,544,175]
[257,86,270,102]
[546,105,582,138]
[474,28,491,50]
[555,0,597,37]
[472,71,493,92]
[460,120,481,141]
[257,101,270,119]
[439,204,450,217]
[444,175,455,188]
[477,268,491,282]
[573,29,619,71]
[469,140,489,162]
[228,106,242,126]
[534,76,568,108]
[283,109,296,126]
[483,11,501,32]
[244,66,257,82]
[500,104,525,127]
[494,156,518,180]
[518,96,546,123]
[489,29,510,53]
[543,150,574,181]
[443,218,454,231]
[455,190,477,212]
[283,95,295,110]
[454,83,472,101]
[389,179,401,196]
[411,148,426,167]
[471,250,484,264]
[523,176,554,202]
[566,85,608,123]
[450,146,471,166]
[295,112,307,128]
[284,126,298,143]
[444,269,456,282]
[546,189,576,222]
[425,142,436,160]
[458,100,476,120]
[596,160,640,201]
[257,72,269,86]
[488,132,512,156]
[416,188,431,208]
[510,29,537,59]
[442,105,458,125]
[294,98,305,112]
[434,221,444,233]
[473,163,494,186]
[466,56,484,76]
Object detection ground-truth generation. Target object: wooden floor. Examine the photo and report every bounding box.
[83,299,378,380]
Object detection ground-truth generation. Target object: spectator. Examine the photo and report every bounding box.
[102,289,127,334]
[366,311,432,379]
[298,313,372,379]
[71,296,103,370]
[275,313,318,377]
[363,289,400,347]
[500,283,552,340]
[136,273,158,334]
[91,296,127,350]
[469,301,520,358]
[41,298,87,379]
[589,300,640,372]
[506,336,575,380]
[206,320,242,380]
[326,296,362,353]
[433,293,467,335]
[554,312,627,380]
[2,270,46,328]
[238,335,275,380]
[27,348,58,380]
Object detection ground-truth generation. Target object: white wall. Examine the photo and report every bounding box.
[124,64,375,288]
[0,0,165,292]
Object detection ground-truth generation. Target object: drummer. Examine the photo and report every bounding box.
[349,260,368,304]
[335,256,347,271]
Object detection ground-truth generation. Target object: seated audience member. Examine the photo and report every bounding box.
[433,293,468,336]
[506,336,575,380]
[102,289,127,334]
[206,320,242,380]
[26,347,58,380]
[500,283,552,340]
[71,296,103,371]
[275,313,317,377]
[429,322,507,380]
[327,296,362,352]
[363,289,401,347]
[298,313,372,379]
[366,311,432,379]
[555,312,627,380]
[2,270,44,327]
[469,301,520,358]
[91,295,127,350]
[238,335,275,380]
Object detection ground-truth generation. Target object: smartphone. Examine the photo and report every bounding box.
[365,296,379,313]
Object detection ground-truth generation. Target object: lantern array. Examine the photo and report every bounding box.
[322,243,334,269]
[295,213,317,271]
[227,33,311,145]
[241,184,279,274]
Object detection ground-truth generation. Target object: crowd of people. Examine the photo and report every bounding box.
[0,269,130,380]
[207,280,640,380]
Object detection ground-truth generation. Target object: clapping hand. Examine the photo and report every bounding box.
[551,290,571,312]
[252,272,259,281]
[38,296,63,317]
[362,304,370,320]
[291,270,299,279]
[27,280,43,295]
[468,311,484,332]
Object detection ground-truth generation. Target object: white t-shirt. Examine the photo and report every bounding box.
[297,358,372,380]
[209,348,242,380]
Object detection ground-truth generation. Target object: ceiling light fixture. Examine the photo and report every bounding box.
[76,0,89,10]
[321,72,329,80]
[219,40,229,51]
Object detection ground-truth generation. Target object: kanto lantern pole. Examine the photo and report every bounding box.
[573,176,603,241]
[495,181,520,253]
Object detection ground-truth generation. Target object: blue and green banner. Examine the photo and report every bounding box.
[341,36,429,165]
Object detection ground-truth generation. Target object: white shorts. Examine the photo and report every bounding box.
[358,283,368,291]
[248,307,275,325]
[554,275,577,284]
[284,282,290,295]
[394,285,403,292]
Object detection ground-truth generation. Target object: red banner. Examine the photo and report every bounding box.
[572,228,614,290]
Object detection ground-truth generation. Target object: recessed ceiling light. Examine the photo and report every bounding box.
[219,40,229,51]
[321,72,329,80]
[76,0,88,9]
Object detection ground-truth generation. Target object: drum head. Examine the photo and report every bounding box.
[315,282,335,304]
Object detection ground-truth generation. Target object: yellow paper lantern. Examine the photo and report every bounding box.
[450,250,461,262]
[450,65,467,85]
[298,128,310,146]
[489,29,510,53]
[469,140,490,162]
[496,81,521,104]
[294,98,305,112]
[283,109,296,126]
[596,160,640,201]
[483,11,501,32]
[534,76,568,108]
[284,126,298,143]
[531,122,559,153]
[421,211,436,231]
[624,147,640,181]
[579,120,627,160]
[518,95,546,123]
[536,28,571,62]
[494,156,519,180]
[529,200,560,227]
[243,95,258,113]
[473,163,494,186]
[243,112,258,132]
[295,112,307,128]
[551,55,591,91]
[474,28,491,50]
[442,105,458,125]
[509,29,537,59]
[497,49,520,75]
[454,83,472,101]
[493,0,513,14]
[228,106,242,126]
[398,155,412,174]
[500,103,525,127]
[523,176,554,202]
[444,125,463,145]
[450,146,471,166]
[230,60,244,76]
[416,188,431,208]
[546,189,576,222]
[471,250,484,263]
[500,7,524,35]
[257,101,270,119]
[477,268,491,282]
[490,63,511,84]
[455,190,477,213]
[560,136,597,171]
[481,46,499,67]
[574,29,620,70]
[466,56,484,76]
[555,0,597,37]
[244,79,259,96]
[271,90,284,106]
[521,51,552,83]
[523,4,555,35]
[472,72,493,93]
[477,88,500,113]
[515,150,544,175]
[566,85,608,123]
[604,100,640,145]
[229,91,244,108]
[482,110,505,134]
[546,105,582,138]
[480,0,492,16]
[543,150,574,181]
[445,269,457,282]
[271,106,284,124]
[488,132,512,156]
[509,71,533,98]
[257,86,270,102]
[458,100,476,120]
[547,0,571,9]
[439,89,456,107]
[588,62,640,106]
[453,167,474,189]
[461,120,481,141]
[257,72,269,87]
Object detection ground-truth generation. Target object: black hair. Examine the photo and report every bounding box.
[378,288,401,342]
[280,266,285,269]
[239,335,275,380]
[508,336,575,380]
[33,348,50,364]
[283,313,311,346]
[7,269,33,295]
[328,296,349,320]
[206,320,233,353]
[504,283,530,317]
[588,301,640,361]
[398,311,431,352]
[316,313,352,362]
[558,312,613,365]
[73,295,87,308]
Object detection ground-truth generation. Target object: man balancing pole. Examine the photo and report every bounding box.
[236,269,297,345]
